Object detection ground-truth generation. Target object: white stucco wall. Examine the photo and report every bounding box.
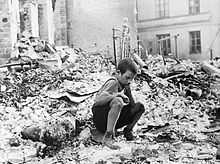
[137,0,220,61]
[138,0,212,20]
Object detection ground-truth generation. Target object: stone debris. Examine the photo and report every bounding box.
[0,36,220,163]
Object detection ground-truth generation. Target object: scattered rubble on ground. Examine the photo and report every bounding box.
[0,37,220,163]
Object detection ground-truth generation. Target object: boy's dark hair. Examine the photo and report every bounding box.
[117,58,138,74]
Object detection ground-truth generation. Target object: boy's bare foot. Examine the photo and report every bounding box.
[102,131,120,150]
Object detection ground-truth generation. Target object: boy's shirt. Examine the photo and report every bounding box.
[93,77,135,107]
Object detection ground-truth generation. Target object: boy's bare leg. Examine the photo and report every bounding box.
[124,103,145,140]
[106,97,124,133]
[102,97,123,149]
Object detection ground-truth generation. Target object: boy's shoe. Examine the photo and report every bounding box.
[123,128,134,141]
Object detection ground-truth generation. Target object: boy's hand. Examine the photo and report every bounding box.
[117,91,129,105]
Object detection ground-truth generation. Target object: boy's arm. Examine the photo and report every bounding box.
[94,80,119,106]
[124,85,135,107]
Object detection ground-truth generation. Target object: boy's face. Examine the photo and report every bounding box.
[119,70,136,85]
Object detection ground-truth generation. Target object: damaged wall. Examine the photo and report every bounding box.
[0,0,19,59]
[53,0,68,46]
[38,0,54,44]
[70,0,137,55]
[66,0,74,46]
[0,0,137,60]
[53,0,74,46]
[19,0,39,37]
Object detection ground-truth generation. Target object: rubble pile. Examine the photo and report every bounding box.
[0,36,115,163]
[145,55,220,100]
[118,56,220,163]
[0,69,64,106]
[128,78,216,163]
[0,39,220,163]
[17,35,56,59]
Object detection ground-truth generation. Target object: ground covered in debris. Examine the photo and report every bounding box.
[0,39,220,163]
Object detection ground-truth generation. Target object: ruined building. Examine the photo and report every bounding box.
[0,0,137,61]
[0,0,73,60]
[0,0,19,59]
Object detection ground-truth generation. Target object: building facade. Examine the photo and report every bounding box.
[137,0,220,61]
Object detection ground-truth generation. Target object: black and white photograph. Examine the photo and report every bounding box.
[0,0,220,163]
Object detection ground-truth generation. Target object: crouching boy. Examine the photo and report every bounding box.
[92,58,145,146]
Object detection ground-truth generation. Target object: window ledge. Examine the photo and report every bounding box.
[137,12,211,31]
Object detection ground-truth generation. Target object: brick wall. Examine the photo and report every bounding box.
[0,0,20,59]
[19,0,39,37]
[0,0,10,58]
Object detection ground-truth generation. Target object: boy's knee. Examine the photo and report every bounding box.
[136,102,145,113]
[110,97,124,109]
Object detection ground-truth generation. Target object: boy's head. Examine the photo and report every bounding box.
[117,58,138,85]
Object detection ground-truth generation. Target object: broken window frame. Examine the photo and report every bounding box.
[189,31,201,54]
[156,34,171,56]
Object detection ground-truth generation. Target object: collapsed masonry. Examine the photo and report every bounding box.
[0,0,138,64]
[0,0,72,61]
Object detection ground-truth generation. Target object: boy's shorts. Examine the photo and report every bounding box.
[92,103,134,133]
